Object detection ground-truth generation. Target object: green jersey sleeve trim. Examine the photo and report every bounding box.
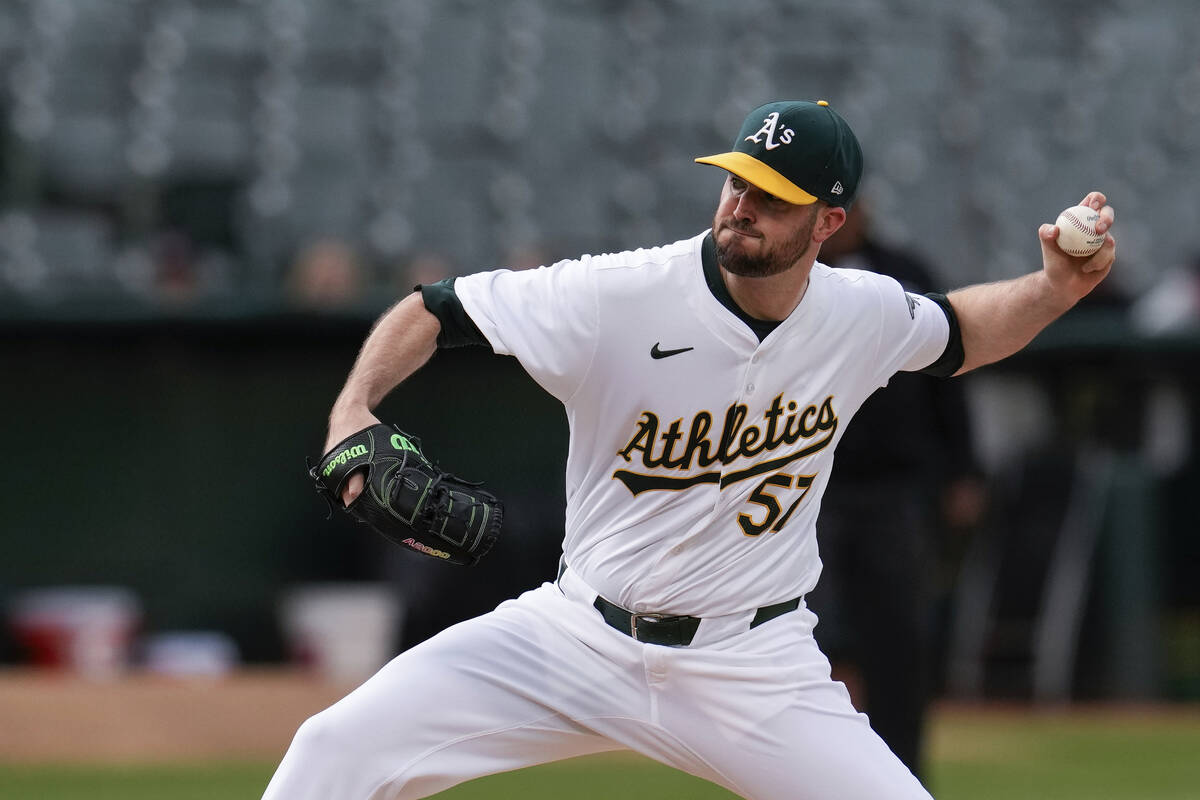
[918,292,964,377]
[418,278,488,349]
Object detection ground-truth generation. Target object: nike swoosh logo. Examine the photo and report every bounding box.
[650,343,695,359]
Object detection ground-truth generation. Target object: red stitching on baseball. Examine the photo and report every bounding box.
[1062,210,1093,234]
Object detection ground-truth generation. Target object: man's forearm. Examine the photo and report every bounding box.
[948,271,1074,375]
[326,292,441,447]
[947,191,1116,376]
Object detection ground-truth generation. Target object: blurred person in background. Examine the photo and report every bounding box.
[805,201,987,778]
[1130,252,1200,336]
[504,242,556,271]
[149,230,202,305]
[395,250,456,295]
[286,237,367,311]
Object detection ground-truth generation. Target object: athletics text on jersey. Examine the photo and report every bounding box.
[612,393,836,495]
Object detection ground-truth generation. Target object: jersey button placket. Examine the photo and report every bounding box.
[744,349,763,396]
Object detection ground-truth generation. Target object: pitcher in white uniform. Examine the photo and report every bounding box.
[264,100,1116,800]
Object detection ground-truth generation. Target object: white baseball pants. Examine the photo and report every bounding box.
[262,569,932,800]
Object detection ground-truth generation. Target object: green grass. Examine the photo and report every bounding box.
[927,710,1200,800]
[0,758,736,800]
[2,709,1198,799]
[0,763,275,800]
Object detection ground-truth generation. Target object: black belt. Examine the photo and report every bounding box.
[592,594,802,647]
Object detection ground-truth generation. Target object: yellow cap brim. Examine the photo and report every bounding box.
[694,151,819,206]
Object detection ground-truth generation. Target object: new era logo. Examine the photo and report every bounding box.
[831,181,844,195]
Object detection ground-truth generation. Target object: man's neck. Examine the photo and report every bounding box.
[720,262,814,322]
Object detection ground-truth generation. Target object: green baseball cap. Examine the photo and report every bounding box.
[696,100,863,208]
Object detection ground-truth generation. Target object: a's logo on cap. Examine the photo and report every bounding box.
[744,111,795,151]
[831,181,844,195]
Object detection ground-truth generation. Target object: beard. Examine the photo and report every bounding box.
[713,207,818,278]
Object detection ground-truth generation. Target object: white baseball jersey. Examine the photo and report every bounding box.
[455,230,949,618]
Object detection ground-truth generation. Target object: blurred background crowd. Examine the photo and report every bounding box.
[1,0,1199,778]
[2,0,1199,308]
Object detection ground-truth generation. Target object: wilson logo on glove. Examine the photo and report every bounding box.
[310,423,503,566]
[321,444,369,477]
[390,433,421,453]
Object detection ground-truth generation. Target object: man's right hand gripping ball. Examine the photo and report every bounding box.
[311,424,503,566]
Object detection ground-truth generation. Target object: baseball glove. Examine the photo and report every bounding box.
[310,423,502,566]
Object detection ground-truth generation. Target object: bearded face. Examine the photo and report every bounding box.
[712,184,821,278]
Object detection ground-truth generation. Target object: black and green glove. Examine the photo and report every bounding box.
[311,424,502,566]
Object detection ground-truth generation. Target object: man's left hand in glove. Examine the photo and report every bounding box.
[311,423,503,566]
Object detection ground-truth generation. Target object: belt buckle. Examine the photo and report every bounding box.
[631,613,669,640]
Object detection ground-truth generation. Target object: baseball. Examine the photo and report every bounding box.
[1054,204,1105,257]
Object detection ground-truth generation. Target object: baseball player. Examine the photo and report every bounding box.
[264,100,1116,800]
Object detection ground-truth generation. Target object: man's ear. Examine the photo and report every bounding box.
[813,206,847,243]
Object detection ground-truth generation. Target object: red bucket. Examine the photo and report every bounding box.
[9,587,141,679]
